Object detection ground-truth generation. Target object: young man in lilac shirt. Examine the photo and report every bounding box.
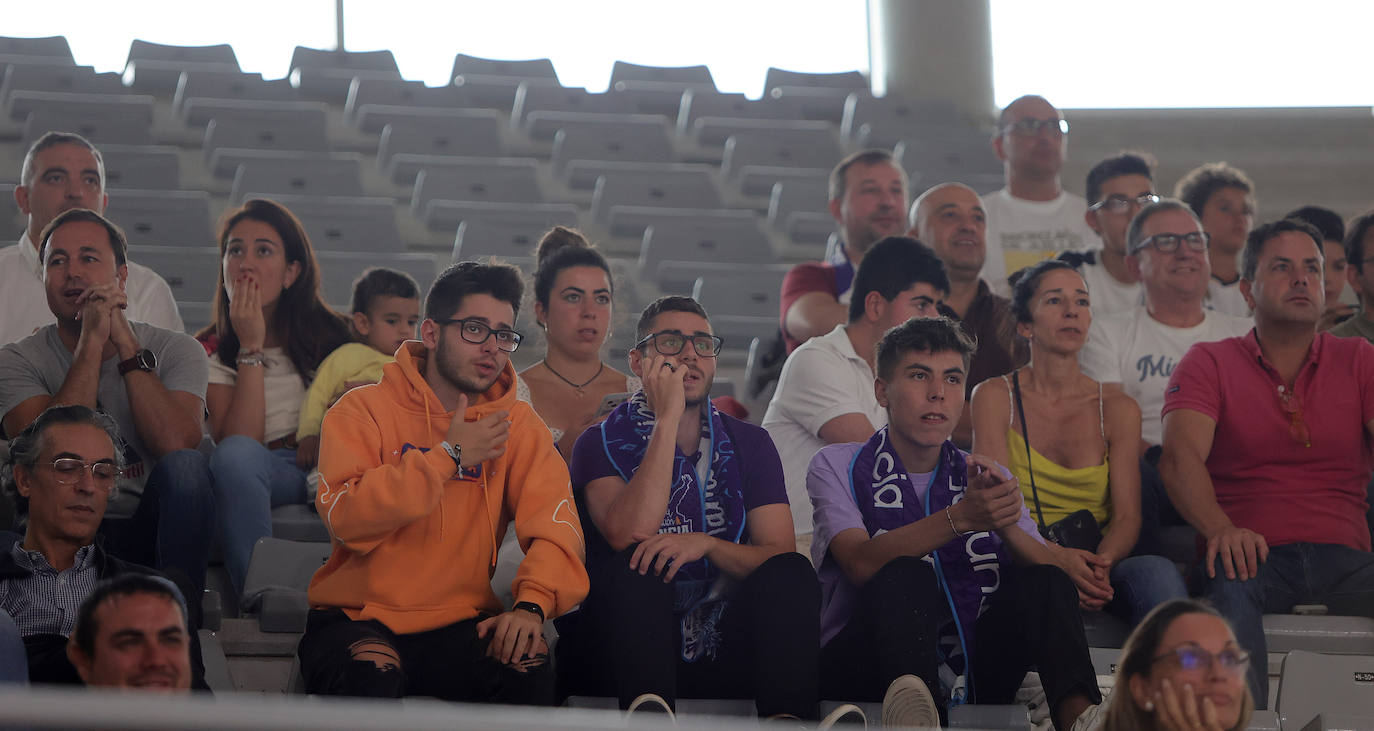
[807,316,1101,730]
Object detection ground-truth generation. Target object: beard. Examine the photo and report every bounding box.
[434,335,501,396]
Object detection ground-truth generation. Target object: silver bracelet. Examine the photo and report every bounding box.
[236,350,266,367]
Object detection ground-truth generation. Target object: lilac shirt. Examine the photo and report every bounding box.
[807,442,1042,646]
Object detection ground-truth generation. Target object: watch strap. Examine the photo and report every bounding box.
[117,349,154,376]
[513,601,544,622]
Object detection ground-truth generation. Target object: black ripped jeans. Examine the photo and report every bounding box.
[297,609,553,704]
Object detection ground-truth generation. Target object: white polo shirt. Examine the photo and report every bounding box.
[762,324,887,534]
[0,232,184,346]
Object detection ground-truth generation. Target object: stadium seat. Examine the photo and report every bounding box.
[450,73,560,113]
[343,77,471,132]
[610,61,715,89]
[428,200,578,237]
[638,212,776,291]
[228,152,365,202]
[239,536,332,621]
[21,109,152,146]
[762,86,852,125]
[763,67,868,93]
[173,69,296,120]
[289,67,399,105]
[198,629,235,691]
[0,63,124,106]
[841,92,959,147]
[128,245,221,303]
[768,177,834,245]
[316,251,438,309]
[178,301,213,335]
[0,183,20,235]
[200,102,331,171]
[377,111,507,182]
[125,39,238,68]
[100,144,182,190]
[894,134,1003,190]
[692,264,791,353]
[608,81,701,119]
[0,36,73,60]
[512,85,632,138]
[1262,613,1374,655]
[1276,650,1374,731]
[289,46,398,75]
[452,207,581,262]
[238,193,401,253]
[677,90,786,135]
[451,53,558,81]
[107,189,215,247]
[549,116,677,187]
[410,157,544,218]
[287,46,401,104]
[6,90,154,130]
[121,59,240,96]
[721,127,846,196]
[589,163,722,229]
[692,117,834,149]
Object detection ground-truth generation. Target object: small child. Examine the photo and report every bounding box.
[295,267,420,471]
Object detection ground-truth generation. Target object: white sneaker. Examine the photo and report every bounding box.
[882,675,941,729]
[1069,702,1105,731]
[818,703,867,729]
[627,693,676,723]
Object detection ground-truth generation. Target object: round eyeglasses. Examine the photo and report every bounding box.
[439,318,523,353]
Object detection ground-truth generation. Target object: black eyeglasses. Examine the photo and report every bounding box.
[1152,645,1250,676]
[636,331,723,358]
[1132,231,1210,255]
[42,458,121,485]
[439,318,523,352]
[1089,193,1161,214]
[1002,118,1069,137]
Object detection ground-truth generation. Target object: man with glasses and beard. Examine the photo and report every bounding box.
[1161,219,1374,709]
[560,296,821,722]
[301,262,588,703]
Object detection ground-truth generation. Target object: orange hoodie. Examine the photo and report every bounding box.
[308,341,588,634]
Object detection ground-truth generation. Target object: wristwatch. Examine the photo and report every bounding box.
[513,601,544,622]
[117,349,157,376]
[439,440,462,473]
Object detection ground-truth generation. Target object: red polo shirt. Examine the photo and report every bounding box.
[1163,330,1374,551]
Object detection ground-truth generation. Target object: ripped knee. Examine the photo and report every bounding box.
[347,639,401,671]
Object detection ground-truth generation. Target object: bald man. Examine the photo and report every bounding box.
[909,183,1025,447]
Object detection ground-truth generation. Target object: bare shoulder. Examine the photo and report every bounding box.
[970,374,1010,405]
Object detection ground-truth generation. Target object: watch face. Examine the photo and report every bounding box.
[139,349,157,370]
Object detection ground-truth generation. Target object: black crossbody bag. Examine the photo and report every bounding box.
[1011,370,1103,552]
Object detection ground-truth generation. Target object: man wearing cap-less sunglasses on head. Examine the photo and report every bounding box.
[560,295,821,722]
[1160,218,1374,709]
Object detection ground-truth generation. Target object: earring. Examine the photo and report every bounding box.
[1143,700,1155,712]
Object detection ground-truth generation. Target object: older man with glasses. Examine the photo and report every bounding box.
[560,295,821,722]
[982,95,1098,294]
[1159,218,1374,708]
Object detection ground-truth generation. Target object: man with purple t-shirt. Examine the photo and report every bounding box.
[559,296,819,721]
[1161,219,1374,708]
[806,316,1101,730]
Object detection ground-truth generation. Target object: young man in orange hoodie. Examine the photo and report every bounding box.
[299,262,589,703]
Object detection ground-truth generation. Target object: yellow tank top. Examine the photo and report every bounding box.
[1003,375,1112,529]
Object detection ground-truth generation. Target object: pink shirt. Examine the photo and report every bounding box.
[1162,330,1374,551]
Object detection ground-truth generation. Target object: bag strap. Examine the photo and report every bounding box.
[1011,369,1048,531]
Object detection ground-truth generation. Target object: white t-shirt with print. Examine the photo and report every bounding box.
[983,188,1098,296]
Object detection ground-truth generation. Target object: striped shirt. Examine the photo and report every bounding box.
[0,542,98,637]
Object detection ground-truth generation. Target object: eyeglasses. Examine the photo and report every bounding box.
[439,318,523,353]
[1132,231,1210,255]
[1153,645,1251,676]
[1276,385,1311,448]
[635,331,723,358]
[42,458,121,485]
[1089,193,1161,214]
[1002,118,1069,137]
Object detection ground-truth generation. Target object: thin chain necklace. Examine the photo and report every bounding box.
[543,359,604,396]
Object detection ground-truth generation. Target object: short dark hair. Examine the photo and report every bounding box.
[2,405,123,517]
[1284,206,1345,244]
[1241,218,1324,281]
[1011,259,1081,324]
[829,149,906,202]
[848,236,950,322]
[424,261,524,323]
[1084,152,1155,207]
[532,226,613,310]
[71,574,188,657]
[21,131,105,189]
[350,267,419,315]
[37,208,128,269]
[1344,211,1374,274]
[636,296,710,342]
[1126,198,1201,254]
[875,316,976,381]
[1173,162,1254,218]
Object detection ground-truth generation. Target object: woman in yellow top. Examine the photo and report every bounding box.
[972,260,1185,626]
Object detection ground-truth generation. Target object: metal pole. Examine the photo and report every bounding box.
[335,0,345,51]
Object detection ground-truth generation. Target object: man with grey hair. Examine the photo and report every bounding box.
[1,131,181,345]
[982,95,1097,294]
[1079,199,1251,449]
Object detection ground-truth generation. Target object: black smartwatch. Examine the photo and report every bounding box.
[513,601,544,622]
[117,349,157,376]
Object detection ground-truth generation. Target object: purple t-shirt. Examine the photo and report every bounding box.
[570,413,790,565]
[807,441,1042,646]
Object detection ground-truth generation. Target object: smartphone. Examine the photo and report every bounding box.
[595,392,630,418]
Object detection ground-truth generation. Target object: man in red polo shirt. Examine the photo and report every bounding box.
[1160,218,1374,708]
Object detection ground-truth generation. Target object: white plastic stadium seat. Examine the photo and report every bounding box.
[768,177,834,245]
[343,77,471,132]
[228,152,365,203]
[107,190,215,247]
[127,245,221,303]
[377,111,507,182]
[410,158,545,219]
[589,163,722,228]
[549,116,676,187]
[99,144,182,191]
[239,193,401,254]
[721,127,846,196]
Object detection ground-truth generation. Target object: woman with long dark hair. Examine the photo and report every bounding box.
[199,199,349,595]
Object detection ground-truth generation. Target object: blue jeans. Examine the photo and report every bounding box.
[0,609,26,685]
[103,449,215,593]
[1203,542,1374,709]
[1108,554,1188,626]
[210,436,308,596]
